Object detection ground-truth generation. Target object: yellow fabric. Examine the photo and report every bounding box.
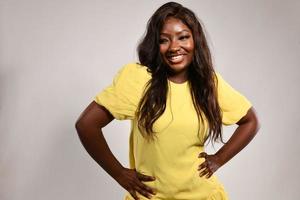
[94,63,252,200]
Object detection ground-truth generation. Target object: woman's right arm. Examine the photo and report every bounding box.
[75,101,156,200]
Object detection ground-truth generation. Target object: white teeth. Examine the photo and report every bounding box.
[169,55,183,61]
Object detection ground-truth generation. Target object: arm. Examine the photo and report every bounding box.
[75,101,156,199]
[75,101,122,179]
[198,107,260,178]
[215,107,260,166]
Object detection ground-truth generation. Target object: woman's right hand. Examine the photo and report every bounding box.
[115,167,156,200]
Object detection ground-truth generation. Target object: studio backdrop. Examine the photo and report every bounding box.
[0,0,299,199]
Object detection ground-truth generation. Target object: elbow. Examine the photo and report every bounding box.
[75,117,86,136]
[252,117,260,137]
[255,115,261,131]
[75,120,81,132]
[238,107,261,136]
[251,108,261,136]
[254,117,261,135]
[75,116,101,138]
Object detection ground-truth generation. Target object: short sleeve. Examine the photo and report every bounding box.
[94,63,150,120]
[216,73,252,125]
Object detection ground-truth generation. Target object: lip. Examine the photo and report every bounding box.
[166,53,187,58]
[166,54,187,63]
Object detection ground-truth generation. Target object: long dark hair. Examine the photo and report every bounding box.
[136,2,224,145]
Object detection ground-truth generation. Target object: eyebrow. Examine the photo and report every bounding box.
[160,29,191,36]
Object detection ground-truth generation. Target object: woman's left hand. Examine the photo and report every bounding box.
[197,152,222,178]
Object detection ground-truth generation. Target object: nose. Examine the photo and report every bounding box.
[169,40,180,52]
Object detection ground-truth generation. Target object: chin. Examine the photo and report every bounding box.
[168,62,189,72]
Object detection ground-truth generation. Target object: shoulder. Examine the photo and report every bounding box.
[112,62,151,94]
[214,72,224,83]
[113,62,150,85]
[118,62,151,83]
[119,62,150,77]
[214,72,231,91]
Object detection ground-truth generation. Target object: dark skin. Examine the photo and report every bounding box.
[76,17,260,199]
[75,102,156,200]
[76,101,259,199]
[198,107,260,178]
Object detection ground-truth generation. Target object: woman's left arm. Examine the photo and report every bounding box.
[198,107,260,178]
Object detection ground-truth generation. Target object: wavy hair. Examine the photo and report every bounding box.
[136,2,224,145]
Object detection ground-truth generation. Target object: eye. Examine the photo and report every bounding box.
[179,35,190,40]
[159,38,169,44]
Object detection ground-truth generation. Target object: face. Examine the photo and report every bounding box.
[159,17,194,82]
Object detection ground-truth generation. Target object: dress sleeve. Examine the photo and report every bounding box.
[216,73,252,125]
[94,63,149,120]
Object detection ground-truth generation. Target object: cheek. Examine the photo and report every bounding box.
[186,42,195,62]
[159,45,168,55]
[186,41,195,52]
[159,43,169,56]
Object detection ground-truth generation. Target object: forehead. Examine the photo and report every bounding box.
[160,17,191,34]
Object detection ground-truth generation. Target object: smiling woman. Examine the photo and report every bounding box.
[159,17,195,83]
[75,2,260,200]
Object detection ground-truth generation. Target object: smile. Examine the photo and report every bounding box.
[167,54,185,63]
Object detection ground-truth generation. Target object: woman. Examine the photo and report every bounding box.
[75,2,260,200]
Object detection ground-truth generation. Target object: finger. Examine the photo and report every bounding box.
[199,169,206,177]
[129,190,139,200]
[199,168,210,177]
[134,184,153,199]
[137,181,156,195]
[206,171,213,179]
[198,152,208,158]
[136,172,156,182]
[198,161,207,171]
[199,170,209,177]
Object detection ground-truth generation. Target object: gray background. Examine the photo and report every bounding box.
[1,0,299,199]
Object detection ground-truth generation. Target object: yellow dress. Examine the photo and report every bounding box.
[94,63,252,200]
